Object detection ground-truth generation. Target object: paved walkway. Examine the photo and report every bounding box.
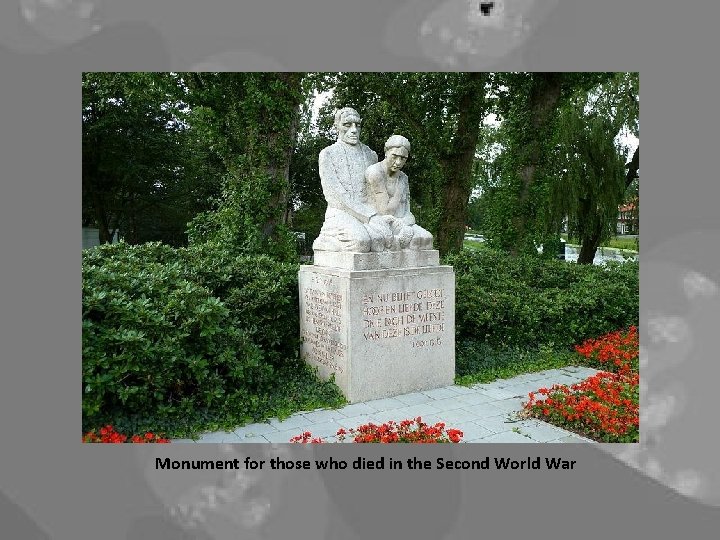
[175,366,601,444]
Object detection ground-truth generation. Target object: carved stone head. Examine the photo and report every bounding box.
[334,107,362,145]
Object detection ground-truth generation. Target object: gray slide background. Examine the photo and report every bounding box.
[2,0,720,538]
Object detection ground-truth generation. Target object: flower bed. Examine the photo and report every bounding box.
[522,326,639,443]
[574,325,638,376]
[291,417,464,443]
[83,424,170,443]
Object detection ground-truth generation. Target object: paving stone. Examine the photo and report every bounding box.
[452,421,494,441]
[427,396,468,412]
[338,414,377,430]
[196,431,242,443]
[392,392,436,406]
[486,397,527,414]
[300,408,347,423]
[514,420,577,443]
[263,428,309,444]
[361,397,408,412]
[503,381,546,397]
[232,422,279,437]
[448,385,480,395]
[477,430,533,443]
[473,413,522,434]
[547,435,593,443]
[338,402,381,416]
[307,420,347,439]
[234,434,273,443]
[461,401,507,420]
[522,371,558,382]
[536,368,567,378]
[268,414,311,430]
[560,365,584,374]
[455,392,496,406]
[552,374,585,386]
[437,408,485,424]
[422,386,464,400]
[383,403,442,420]
[476,386,521,400]
[171,439,197,443]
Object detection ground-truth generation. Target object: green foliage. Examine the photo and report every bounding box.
[549,93,628,258]
[179,242,302,367]
[446,247,638,352]
[600,238,639,252]
[478,72,619,254]
[84,72,306,258]
[82,72,204,246]
[82,241,345,438]
[179,72,305,261]
[456,342,582,386]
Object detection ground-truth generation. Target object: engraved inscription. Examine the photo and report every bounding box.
[302,284,345,373]
[362,288,447,346]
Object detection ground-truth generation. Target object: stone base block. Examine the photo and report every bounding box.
[313,249,439,270]
[298,264,455,403]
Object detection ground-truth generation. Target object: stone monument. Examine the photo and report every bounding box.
[299,108,455,402]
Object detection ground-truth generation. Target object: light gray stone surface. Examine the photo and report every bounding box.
[312,110,436,262]
[313,249,440,270]
[299,264,455,402]
[363,134,433,251]
[312,107,382,253]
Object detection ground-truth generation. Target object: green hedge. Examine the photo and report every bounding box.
[446,248,638,351]
[83,241,638,435]
[82,242,314,434]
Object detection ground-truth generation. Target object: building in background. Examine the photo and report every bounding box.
[617,200,638,235]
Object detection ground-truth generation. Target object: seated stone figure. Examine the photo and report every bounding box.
[313,107,389,253]
[365,135,434,250]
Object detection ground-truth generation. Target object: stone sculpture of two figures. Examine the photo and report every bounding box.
[312,107,434,254]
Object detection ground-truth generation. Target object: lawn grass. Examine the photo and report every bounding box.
[561,234,639,252]
[462,239,486,251]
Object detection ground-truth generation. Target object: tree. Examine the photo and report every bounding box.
[488,72,616,255]
[82,72,191,245]
[549,73,639,263]
[551,105,627,263]
[180,72,305,259]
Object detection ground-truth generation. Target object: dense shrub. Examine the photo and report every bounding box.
[179,242,302,367]
[82,242,308,434]
[446,248,638,351]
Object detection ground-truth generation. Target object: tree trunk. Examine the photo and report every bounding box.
[90,187,113,244]
[625,146,639,189]
[510,73,564,256]
[577,234,601,264]
[577,197,603,264]
[436,72,489,256]
[261,74,303,240]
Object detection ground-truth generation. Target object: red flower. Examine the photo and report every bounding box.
[294,417,463,443]
[83,425,171,444]
[524,327,639,443]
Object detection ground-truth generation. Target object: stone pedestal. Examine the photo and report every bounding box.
[299,252,455,403]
